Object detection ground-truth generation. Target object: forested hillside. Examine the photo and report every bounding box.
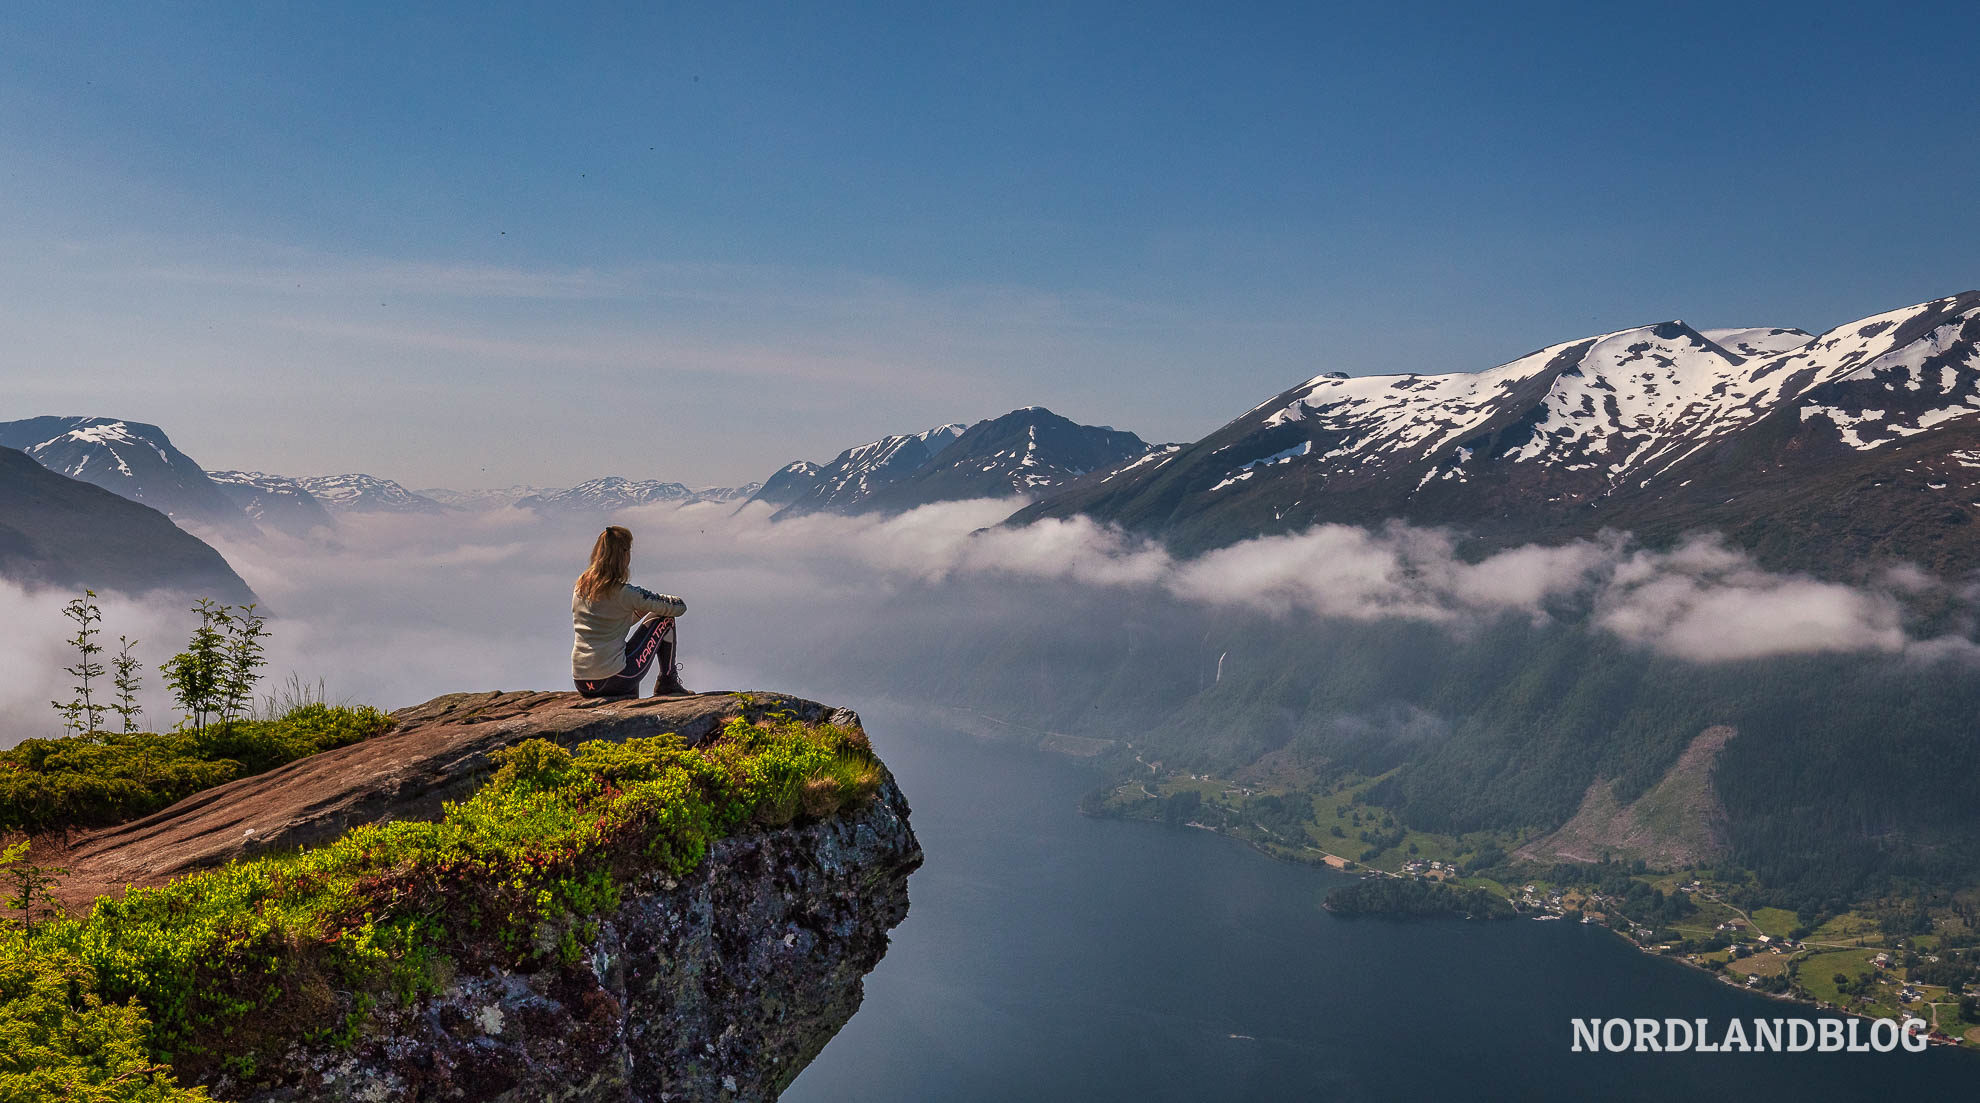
[783,576,1980,916]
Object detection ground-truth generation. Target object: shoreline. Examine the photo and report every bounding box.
[890,698,1977,1049]
[1144,809,1976,1048]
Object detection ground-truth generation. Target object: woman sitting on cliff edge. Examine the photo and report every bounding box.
[572,525,692,698]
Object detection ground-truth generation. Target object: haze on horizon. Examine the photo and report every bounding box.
[2,1,1975,489]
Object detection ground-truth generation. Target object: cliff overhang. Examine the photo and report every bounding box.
[48,690,922,1103]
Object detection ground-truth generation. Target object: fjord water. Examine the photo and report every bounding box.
[787,709,1975,1102]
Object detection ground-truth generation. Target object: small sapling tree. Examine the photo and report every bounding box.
[220,603,269,725]
[1,841,66,944]
[162,599,232,731]
[49,590,109,738]
[111,634,144,734]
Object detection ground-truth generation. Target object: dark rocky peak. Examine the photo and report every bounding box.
[0,445,256,600]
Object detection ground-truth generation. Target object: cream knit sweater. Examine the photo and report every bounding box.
[571,582,687,680]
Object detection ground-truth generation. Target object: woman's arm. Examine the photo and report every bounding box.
[625,584,687,618]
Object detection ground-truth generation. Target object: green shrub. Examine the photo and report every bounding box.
[0,704,392,834]
[31,712,882,1077]
[0,939,208,1102]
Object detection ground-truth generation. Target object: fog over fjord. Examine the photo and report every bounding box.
[2,500,1968,748]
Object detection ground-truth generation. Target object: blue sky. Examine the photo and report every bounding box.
[2,1,1975,488]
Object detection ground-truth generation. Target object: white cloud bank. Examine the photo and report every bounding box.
[1,500,1967,746]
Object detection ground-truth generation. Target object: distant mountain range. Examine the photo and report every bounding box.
[10,288,1976,600]
[752,423,965,516]
[293,474,451,515]
[750,408,1151,517]
[1015,291,1980,573]
[512,478,762,513]
[416,485,550,511]
[690,482,762,504]
[207,471,337,537]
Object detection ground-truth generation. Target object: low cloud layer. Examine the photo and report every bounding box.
[726,504,1948,665]
[1,500,1968,747]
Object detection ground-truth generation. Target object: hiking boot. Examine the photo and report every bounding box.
[652,672,693,697]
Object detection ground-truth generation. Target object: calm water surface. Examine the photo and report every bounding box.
[785,708,1976,1102]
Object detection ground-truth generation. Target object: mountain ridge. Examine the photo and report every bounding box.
[207,470,337,538]
[294,473,450,514]
[1012,291,1980,572]
[0,416,258,537]
[754,408,1150,518]
[513,478,766,513]
[0,446,255,601]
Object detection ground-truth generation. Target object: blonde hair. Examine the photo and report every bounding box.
[575,526,633,601]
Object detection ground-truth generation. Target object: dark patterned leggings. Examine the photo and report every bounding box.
[574,616,676,698]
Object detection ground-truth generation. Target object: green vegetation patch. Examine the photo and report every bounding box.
[1747,907,1800,938]
[0,704,393,834]
[1325,876,1517,920]
[10,711,883,1089]
[0,944,209,1101]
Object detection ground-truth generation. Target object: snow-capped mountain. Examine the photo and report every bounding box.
[691,482,761,504]
[755,423,968,516]
[854,408,1150,514]
[294,474,450,514]
[417,485,550,511]
[752,411,1148,517]
[0,446,255,600]
[207,470,337,537]
[514,479,770,512]
[1015,291,1980,569]
[747,461,824,508]
[515,478,697,512]
[0,417,257,536]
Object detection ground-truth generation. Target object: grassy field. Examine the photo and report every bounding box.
[1810,912,1881,944]
[1300,778,1492,869]
[1097,769,1520,874]
[1794,947,1909,1019]
[1749,907,1800,937]
[1727,949,1792,978]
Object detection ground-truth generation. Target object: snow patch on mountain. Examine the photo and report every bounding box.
[691,482,762,503]
[767,423,969,514]
[0,416,257,534]
[417,486,551,511]
[1262,334,1597,451]
[295,474,450,514]
[1197,297,1980,498]
[207,470,337,536]
[1700,327,1814,358]
[515,478,695,512]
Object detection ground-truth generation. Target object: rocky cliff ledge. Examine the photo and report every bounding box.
[60,691,922,1103]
